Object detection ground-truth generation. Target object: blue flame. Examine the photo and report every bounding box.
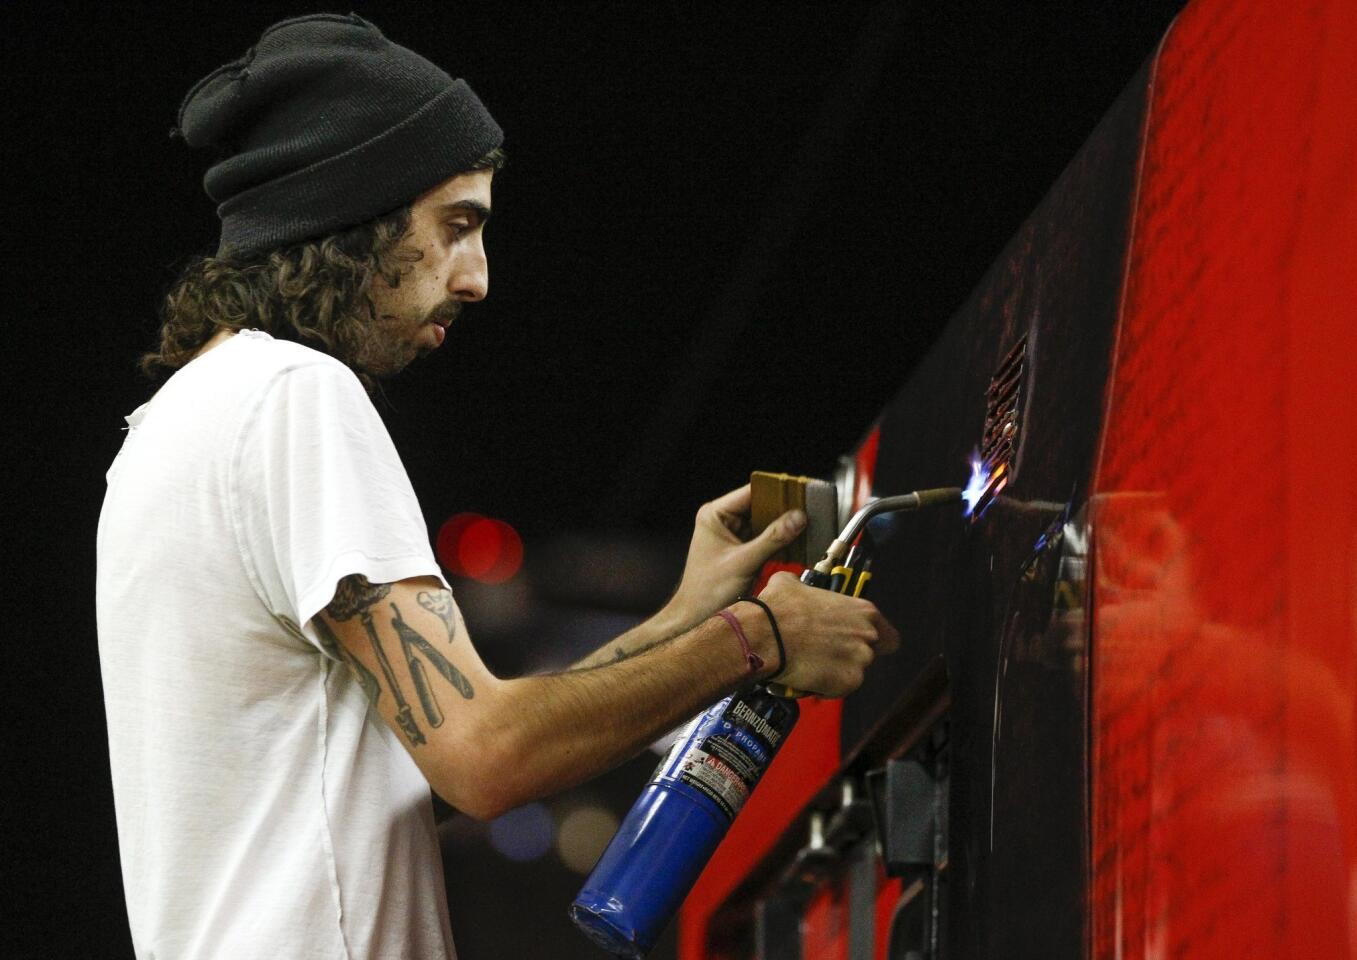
[962,451,990,517]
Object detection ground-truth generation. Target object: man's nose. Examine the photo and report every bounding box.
[449,235,489,302]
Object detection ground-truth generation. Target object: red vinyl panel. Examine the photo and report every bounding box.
[1090,1,1357,957]
[873,869,903,960]
[801,880,850,960]
[853,426,881,515]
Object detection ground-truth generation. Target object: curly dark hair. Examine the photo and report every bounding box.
[143,148,505,390]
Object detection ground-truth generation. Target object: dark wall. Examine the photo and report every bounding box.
[6,2,1180,956]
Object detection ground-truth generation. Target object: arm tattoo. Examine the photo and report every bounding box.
[314,616,382,707]
[416,590,459,640]
[327,575,425,746]
[392,603,476,702]
[573,636,671,671]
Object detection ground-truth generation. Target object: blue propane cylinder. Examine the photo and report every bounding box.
[570,685,799,957]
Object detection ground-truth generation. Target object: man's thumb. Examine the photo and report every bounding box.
[743,509,806,560]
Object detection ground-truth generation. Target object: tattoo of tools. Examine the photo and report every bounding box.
[392,603,475,731]
[327,576,424,746]
[326,577,476,746]
[313,616,382,706]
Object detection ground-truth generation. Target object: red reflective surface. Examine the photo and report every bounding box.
[801,880,850,960]
[1089,1,1357,956]
[873,869,903,960]
[854,425,881,515]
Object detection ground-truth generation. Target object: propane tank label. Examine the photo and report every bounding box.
[677,746,750,819]
[653,698,786,822]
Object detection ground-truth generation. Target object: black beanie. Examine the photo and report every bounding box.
[177,12,503,257]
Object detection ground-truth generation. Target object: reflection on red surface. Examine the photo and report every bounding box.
[1090,1,1357,956]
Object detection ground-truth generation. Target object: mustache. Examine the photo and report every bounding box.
[426,300,464,326]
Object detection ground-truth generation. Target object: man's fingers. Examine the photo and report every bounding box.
[769,509,807,542]
[737,508,806,563]
[863,603,901,654]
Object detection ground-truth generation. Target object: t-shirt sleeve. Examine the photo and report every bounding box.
[231,360,450,658]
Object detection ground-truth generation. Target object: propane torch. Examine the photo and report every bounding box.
[570,485,963,957]
[767,485,961,697]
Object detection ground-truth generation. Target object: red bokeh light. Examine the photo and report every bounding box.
[457,518,503,580]
[436,512,523,584]
[436,513,480,576]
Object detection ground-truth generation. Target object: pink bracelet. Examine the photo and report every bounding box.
[716,609,765,677]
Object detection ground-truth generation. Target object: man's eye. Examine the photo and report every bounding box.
[442,219,474,240]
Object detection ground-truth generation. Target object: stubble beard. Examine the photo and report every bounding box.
[357,300,463,378]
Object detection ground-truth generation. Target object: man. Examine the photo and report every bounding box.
[97,14,900,959]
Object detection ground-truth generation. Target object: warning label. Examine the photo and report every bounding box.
[652,694,793,823]
[678,745,750,820]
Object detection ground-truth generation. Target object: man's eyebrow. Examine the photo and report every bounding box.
[434,200,492,222]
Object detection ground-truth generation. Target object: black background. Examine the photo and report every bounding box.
[7,2,1181,957]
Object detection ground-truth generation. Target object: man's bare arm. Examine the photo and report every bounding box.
[567,609,685,670]
[316,571,896,821]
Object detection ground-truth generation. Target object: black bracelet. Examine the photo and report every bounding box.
[736,595,785,680]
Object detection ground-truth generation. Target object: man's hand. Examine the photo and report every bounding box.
[664,484,807,630]
[750,572,901,696]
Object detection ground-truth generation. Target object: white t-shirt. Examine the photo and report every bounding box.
[97,330,457,960]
